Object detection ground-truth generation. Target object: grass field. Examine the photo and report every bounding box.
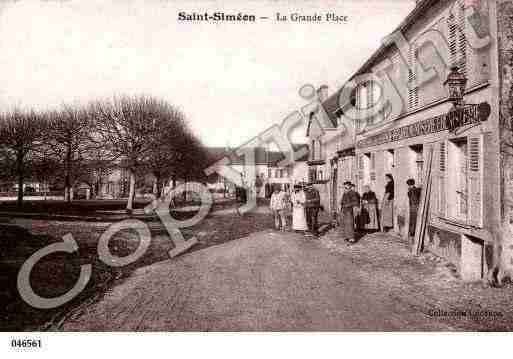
[0,202,272,331]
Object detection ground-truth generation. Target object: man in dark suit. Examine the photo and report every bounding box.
[407,178,422,241]
[304,183,321,237]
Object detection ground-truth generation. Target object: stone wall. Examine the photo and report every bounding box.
[498,0,513,279]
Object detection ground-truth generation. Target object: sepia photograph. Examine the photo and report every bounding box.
[1,0,513,356]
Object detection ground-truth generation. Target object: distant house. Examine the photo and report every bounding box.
[205,145,309,198]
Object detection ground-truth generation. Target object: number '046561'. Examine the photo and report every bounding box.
[11,339,42,348]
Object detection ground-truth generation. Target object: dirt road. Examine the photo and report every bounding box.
[60,230,452,331]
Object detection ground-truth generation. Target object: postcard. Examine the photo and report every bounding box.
[1,0,513,356]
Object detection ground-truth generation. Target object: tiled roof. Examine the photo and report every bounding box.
[321,92,342,126]
[207,144,309,167]
[317,0,433,121]
[348,0,436,81]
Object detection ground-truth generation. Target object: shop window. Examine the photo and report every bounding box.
[384,150,395,173]
[358,154,370,190]
[437,135,483,227]
[364,153,376,184]
[410,145,424,185]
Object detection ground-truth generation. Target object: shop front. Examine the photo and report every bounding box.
[355,87,496,281]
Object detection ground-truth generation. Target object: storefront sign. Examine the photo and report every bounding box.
[336,148,355,157]
[356,102,491,149]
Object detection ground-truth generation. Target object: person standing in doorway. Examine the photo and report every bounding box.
[407,178,422,242]
[304,184,321,237]
[381,174,395,232]
[361,185,379,233]
[339,181,360,243]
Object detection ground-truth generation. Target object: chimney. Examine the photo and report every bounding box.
[317,85,329,102]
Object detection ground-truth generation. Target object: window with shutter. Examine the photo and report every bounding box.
[457,2,467,77]
[370,153,376,182]
[438,141,447,217]
[448,2,467,74]
[358,154,365,185]
[408,46,419,110]
[467,135,483,227]
[448,14,458,66]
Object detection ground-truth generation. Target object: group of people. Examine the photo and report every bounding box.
[270,174,422,244]
[269,183,322,237]
[339,174,422,243]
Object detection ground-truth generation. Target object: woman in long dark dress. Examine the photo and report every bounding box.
[381,174,394,232]
[361,185,379,233]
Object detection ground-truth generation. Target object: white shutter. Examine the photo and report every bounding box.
[370,153,376,182]
[408,46,419,110]
[448,13,458,66]
[457,0,467,77]
[448,1,467,73]
[358,154,364,189]
[467,135,483,227]
[438,141,447,217]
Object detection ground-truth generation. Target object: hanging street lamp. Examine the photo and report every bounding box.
[443,65,468,108]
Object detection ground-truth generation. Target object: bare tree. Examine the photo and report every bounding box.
[173,129,210,201]
[45,105,97,202]
[143,101,189,199]
[0,108,46,207]
[30,155,60,200]
[91,95,165,212]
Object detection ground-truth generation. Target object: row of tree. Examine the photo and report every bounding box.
[0,95,210,211]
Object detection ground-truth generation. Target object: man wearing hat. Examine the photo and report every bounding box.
[407,178,422,242]
[339,181,361,243]
[304,183,321,236]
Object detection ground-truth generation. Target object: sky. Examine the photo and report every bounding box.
[0,0,415,148]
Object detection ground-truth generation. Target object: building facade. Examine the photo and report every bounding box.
[316,0,513,282]
[306,87,358,214]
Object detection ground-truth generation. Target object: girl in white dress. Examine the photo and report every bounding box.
[291,186,308,232]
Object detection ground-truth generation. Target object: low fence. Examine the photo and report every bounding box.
[0,195,65,201]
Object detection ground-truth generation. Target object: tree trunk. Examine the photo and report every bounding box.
[183,175,188,202]
[126,169,136,213]
[64,145,72,203]
[154,175,162,199]
[16,153,24,208]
